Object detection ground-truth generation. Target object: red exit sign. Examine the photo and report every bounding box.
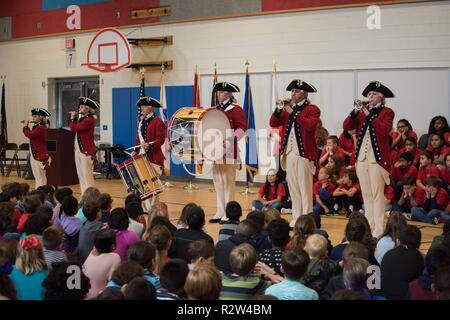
[65,38,76,49]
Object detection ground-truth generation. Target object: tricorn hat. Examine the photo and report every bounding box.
[286,80,317,93]
[213,82,240,93]
[31,108,51,117]
[136,96,162,108]
[78,97,99,109]
[362,81,394,98]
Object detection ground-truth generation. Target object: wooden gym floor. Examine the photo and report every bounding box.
[0,173,442,253]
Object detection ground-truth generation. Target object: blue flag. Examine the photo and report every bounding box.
[243,69,258,184]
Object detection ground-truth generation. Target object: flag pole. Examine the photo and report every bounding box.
[209,63,218,193]
[184,65,199,190]
[160,63,175,188]
[242,61,256,195]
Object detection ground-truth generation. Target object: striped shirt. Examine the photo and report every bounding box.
[43,248,67,271]
[144,269,161,290]
[220,273,271,300]
[218,220,239,242]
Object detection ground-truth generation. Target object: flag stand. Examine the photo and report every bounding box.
[241,182,256,195]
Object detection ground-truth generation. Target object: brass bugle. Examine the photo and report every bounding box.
[353,99,370,111]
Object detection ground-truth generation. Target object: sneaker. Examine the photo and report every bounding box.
[432,217,439,225]
[251,206,256,211]
[349,205,354,213]
[209,218,222,224]
[281,208,292,214]
[333,204,339,211]
[404,213,412,221]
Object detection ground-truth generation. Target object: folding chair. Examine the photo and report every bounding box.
[3,143,19,177]
[17,143,30,178]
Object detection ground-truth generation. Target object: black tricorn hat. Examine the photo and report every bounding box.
[362,81,394,98]
[213,82,240,93]
[79,97,99,109]
[286,80,317,92]
[136,96,162,108]
[31,108,51,117]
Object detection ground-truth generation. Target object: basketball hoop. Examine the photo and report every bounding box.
[83,28,131,73]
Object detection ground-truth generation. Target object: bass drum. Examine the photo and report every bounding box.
[168,107,232,162]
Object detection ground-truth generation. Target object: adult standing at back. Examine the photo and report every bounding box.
[270,80,321,227]
[343,81,395,238]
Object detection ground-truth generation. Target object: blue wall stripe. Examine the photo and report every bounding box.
[112,85,193,177]
[42,0,112,11]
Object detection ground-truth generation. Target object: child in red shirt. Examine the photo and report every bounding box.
[417,150,441,191]
[313,168,336,216]
[392,152,418,185]
[17,195,42,234]
[440,153,450,190]
[393,176,424,213]
[252,169,286,211]
[426,134,450,168]
[333,169,362,215]
[319,135,346,168]
[410,176,449,225]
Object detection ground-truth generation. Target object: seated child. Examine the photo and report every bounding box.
[258,218,290,276]
[393,176,424,213]
[42,225,67,271]
[157,259,189,300]
[127,241,160,290]
[313,167,336,216]
[416,150,441,191]
[410,176,449,224]
[77,200,103,263]
[319,135,346,167]
[83,229,121,299]
[187,239,214,270]
[301,234,340,295]
[333,169,362,215]
[265,250,319,300]
[220,243,271,300]
[99,193,113,223]
[54,195,82,254]
[218,201,242,241]
[252,169,285,211]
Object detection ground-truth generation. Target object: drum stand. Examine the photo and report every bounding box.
[183,151,198,190]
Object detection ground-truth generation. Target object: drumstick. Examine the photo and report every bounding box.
[125,141,155,151]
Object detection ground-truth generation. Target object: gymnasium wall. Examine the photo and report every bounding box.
[0,1,449,182]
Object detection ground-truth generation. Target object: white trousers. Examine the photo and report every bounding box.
[284,153,314,226]
[30,156,47,189]
[355,160,389,238]
[74,143,95,195]
[142,164,163,212]
[212,163,237,220]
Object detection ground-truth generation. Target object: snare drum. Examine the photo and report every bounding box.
[116,154,163,200]
[168,107,232,162]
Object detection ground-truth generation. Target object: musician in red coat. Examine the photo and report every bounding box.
[209,82,247,223]
[343,81,395,238]
[22,108,51,188]
[131,96,166,169]
[69,97,98,194]
[270,80,321,227]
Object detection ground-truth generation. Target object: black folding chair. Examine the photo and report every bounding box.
[17,143,30,177]
[3,143,19,177]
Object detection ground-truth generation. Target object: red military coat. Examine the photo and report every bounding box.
[69,114,97,157]
[135,114,166,167]
[23,123,49,162]
[343,105,394,172]
[222,103,247,160]
[269,101,320,162]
